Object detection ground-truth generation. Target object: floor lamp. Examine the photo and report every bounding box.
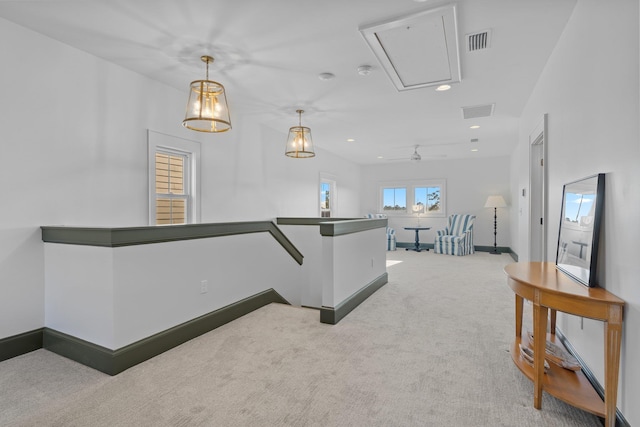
[484,195,507,255]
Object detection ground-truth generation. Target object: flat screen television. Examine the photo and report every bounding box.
[555,173,605,287]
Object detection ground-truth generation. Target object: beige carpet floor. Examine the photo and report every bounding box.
[0,250,603,426]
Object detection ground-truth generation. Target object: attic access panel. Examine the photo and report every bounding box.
[360,5,461,91]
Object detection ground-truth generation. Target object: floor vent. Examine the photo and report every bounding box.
[462,103,495,119]
[467,29,491,52]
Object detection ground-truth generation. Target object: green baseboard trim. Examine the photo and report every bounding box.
[472,245,511,254]
[320,273,388,325]
[396,242,433,250]
[0,328,44,362]
[396,243,514,255]
[556,329,630,427]
[44,329,116,374]
[44,289,290,375]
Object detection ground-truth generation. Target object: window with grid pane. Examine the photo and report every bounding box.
[414,186,441,213]
[379,180,445,217]
[155,151,188,225]
[382,187,407,212]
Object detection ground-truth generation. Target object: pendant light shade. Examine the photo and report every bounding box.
[182,55,231,133]
[285,110,315,158]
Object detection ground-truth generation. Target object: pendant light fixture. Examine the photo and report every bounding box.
[285,109,315,158]
[182,55,231,133]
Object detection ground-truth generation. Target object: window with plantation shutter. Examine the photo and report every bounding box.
[155,152,188,225]
[148,130,200,226]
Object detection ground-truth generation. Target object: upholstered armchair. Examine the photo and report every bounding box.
[366,213,397,251]
[434,214,476,256]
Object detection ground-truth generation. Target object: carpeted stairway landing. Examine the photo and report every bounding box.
[0,250,603,426]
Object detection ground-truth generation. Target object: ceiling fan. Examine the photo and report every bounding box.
[410,145,422,162]
[387,145,446,162]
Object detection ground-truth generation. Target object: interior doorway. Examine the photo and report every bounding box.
[319,173,337,218]
[529,114,547,261]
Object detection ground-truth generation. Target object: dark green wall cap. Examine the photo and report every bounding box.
[319,218,387,236]
[41,221,303,265]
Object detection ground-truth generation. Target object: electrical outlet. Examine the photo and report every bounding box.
[200,280,208,294]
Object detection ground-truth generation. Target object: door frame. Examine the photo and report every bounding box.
[528,114,547,261]
[319,172,337,218]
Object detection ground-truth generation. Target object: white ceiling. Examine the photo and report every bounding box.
[0,0,577,164]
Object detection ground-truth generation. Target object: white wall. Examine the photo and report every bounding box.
[0,18,362,340]
[279,225,325,308]
[44,245,115,346]
[0,18,189,339]
[44,234,304,349]
[322,227,387,307]
[361,156,512,249]
[198,115,362,222]
[515,0,640,423]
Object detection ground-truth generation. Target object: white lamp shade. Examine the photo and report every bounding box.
[484,195,507,208]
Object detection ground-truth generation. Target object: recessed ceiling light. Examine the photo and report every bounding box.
[318,72,335,81]
[470,125,480,129]
[377,156,384,159]
[471,148,479,152]
[346,138,355,142]
[436,84,451,91]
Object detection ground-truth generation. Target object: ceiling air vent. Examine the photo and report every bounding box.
[462,103,495,119]
[466,29,492,52]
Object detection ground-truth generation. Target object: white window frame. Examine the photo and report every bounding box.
[380,186,408,214]
[148,130,201,225]
[379,179,446,218]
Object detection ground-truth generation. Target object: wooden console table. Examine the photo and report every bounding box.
[504,262,624,427]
